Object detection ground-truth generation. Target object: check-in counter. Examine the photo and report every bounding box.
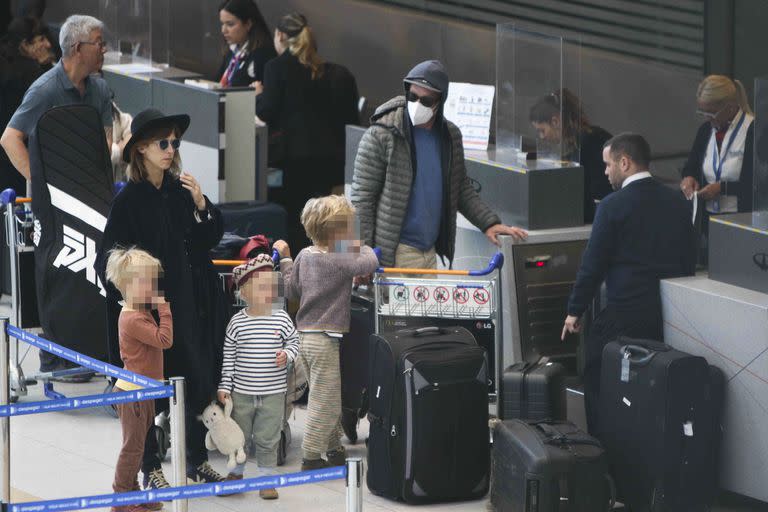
[661,275,768,503]
[102,63,268,203]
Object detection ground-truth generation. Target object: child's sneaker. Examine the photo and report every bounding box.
[131,480,163,510]
[259,488,279,500]
[301,458,330,471]
[326,447,346,467]
[187,462,224,484]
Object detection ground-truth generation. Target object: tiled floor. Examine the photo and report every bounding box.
[1,295,767,511]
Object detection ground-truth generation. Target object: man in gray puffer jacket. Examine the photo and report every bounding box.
[352,60,526,268]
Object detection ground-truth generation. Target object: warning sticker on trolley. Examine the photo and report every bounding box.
[378,281,493,319]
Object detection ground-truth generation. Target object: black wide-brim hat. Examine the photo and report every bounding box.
[122,108,191,163]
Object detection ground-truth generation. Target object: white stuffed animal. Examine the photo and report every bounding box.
[200,399,246,469]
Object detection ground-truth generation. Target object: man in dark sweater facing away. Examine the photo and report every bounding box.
[561,132,696,435]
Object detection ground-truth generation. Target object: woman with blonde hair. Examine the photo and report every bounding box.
[95,108,229,491]
[681,75,754,214]
[256,13,358,251]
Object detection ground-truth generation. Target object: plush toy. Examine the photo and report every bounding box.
[200,399,246,469]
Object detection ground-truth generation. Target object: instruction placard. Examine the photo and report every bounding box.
[378,281,493,319]
[443,82,495,151]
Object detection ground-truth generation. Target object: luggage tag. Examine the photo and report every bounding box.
[620,352,630,383]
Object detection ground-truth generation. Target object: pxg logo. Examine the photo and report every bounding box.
[753,253,768,271]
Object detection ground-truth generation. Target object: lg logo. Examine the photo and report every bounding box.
[753,253,768,272]
[52,225,106,296]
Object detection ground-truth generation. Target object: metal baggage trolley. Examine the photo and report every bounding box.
[373,253,504,403]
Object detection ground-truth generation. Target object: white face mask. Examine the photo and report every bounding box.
[408,100,436,126]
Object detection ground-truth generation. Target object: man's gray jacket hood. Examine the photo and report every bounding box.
[351,62,500,267]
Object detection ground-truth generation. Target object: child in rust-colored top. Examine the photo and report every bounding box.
[106,247,172,512]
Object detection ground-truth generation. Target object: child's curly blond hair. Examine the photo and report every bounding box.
[300,195,355,245]
[105,246,163,298]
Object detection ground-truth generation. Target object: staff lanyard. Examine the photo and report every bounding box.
[712,111,746,182]
[222,45,247,86]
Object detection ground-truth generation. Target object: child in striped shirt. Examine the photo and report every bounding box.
[217,251,299,500]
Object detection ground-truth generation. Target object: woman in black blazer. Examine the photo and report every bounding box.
[217,0,275,88]
[256,12,358,250]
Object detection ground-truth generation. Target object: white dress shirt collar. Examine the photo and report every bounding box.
[622,171,652,189]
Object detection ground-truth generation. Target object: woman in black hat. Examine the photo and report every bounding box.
[95,109,229,489]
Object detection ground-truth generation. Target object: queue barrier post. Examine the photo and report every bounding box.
[169,377,187,512]
[1,317,10,506]
[345,458,363,512]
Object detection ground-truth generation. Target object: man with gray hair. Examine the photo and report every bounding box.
[1,14,112,182]
[0,14,112,376]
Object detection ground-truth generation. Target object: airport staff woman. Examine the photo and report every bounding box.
[681,75,754,215]
[529,89,613,223]
[96,109,228,490]
[256,12,349,250]
[217,0,275,87]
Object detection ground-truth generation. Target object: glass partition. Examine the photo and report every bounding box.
[495,24,582,163]
[753,77,768,228]
[100,0,170,67]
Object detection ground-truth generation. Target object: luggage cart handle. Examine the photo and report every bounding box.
[375,251,504,276]
[0,189,31,207]
[212,249,280,267]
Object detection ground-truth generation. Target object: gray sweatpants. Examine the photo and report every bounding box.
[230,391,285,475]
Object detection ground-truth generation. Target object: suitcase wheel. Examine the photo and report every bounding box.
[151,425,169,462]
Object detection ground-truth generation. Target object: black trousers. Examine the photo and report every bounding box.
[141,391,209,474]
[583,305,663,437]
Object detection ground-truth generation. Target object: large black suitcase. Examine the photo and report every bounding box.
[498,359,566,421]
[367,326,490,503]
[341,291,374,412]
[599,338,724,511]
[491,419,614,512]
[216,200,287,241]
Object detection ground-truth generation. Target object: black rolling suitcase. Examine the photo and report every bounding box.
[367,326,490,504]
[599,338,724,512]
[216,200,287,241]
[498,359,566,421]
[491,420,614,512]
[341,291,374,412]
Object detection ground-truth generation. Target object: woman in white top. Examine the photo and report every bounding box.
[681,75,754,215]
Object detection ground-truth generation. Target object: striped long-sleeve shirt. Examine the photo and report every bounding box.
[218,309,300,395]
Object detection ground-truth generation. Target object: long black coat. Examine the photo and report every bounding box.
[95,173,227,405]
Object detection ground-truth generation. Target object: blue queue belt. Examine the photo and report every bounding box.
[8,466,347,511]
[6,324,163,388]
[0,386,174,417]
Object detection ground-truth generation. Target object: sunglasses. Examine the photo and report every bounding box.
[406,91,439,108]
[155,139,181,151]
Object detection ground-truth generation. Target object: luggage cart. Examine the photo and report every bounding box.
[373,253,505,404]
[2,195,107,404]
[213,250,303,466]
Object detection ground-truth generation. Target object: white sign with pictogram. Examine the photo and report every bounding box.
[378,280,493,319]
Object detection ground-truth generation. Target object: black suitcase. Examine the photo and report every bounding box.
[498,359,566,421]
[599,338,724,511]
[215,200,287,241]
[491,419,614,512]
[341,291,375,412]
[367,326,490,503]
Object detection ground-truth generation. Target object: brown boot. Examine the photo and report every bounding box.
[326,446,347,467]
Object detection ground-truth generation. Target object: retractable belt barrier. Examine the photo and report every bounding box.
[9,466,348,512]
[0,319,365,512]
